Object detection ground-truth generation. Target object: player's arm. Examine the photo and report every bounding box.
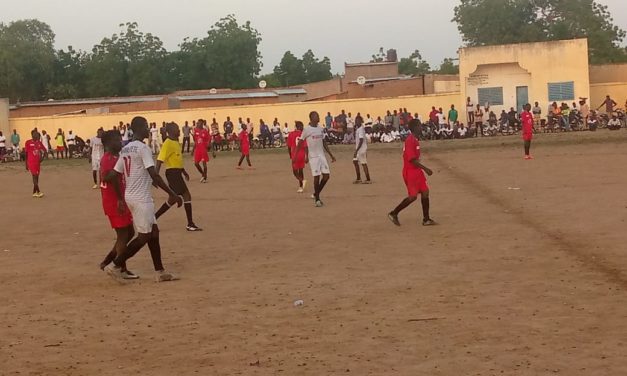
[147,166,183,207]
[104,169,126,214]
[323,139,336,162]
[411,158,433,176]
[155,160,163,175]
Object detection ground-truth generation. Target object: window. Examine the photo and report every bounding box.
[478,87,504,106]
[548,81,575,101]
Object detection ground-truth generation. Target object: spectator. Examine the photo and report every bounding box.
[508,107,520,131]
[224,116,234,137]
[160,122,167,142]
[488,111,498,130]
[210,118,220,136]
[11,129,20,157]
[443,124,454,139]
[364,114,373,133]
[0,131,5,158]
[259,119,271,148]
[181,121,191,153]
[346,112,355,132]
[355,112,364,129]
[429,107,439,127]
[499,110,509,131]
[588,111,599,131]
[580,98,590,126]
[608,114,621,130]
[561,103,571,130]
[532,101,542,129]
[457,123,467,138]
[384,110,394,129]
[150,123,161,154]
[392,109,400,130]
[40,130,52,159]
[282,123,290,141]
[466,97,475,125]
[325,112,333,129]
[437,108,447,130]
[239,117,246,132]
[448,104,458,126]
[55,128,65,159]
[271,120,282,146]
[67,130,77,158]
[474,104,484,137]
[373,116,384,132]
[597,95,617,113]
[120,124,129,146]
[337,110,347,132]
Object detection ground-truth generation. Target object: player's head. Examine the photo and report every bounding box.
[31,130,40,141]
[131,116,149,139]
[241,123,247,131]
[309,111,320,125]
[102,130,122,154]
[166,122,180,139]
[524,103,531,112]
[408,119,421,136]
[97,128,104,138]
[295,121,304,131]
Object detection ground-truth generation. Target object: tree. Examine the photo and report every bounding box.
[398,50,431,76]
[0,19,56,102]
[453,0,627,63]
[371,47,387,63]
[47,46,88,99]
[273,50,332,86]
[435,58,460,74]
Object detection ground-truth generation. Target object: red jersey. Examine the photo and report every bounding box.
[100,152,126,216]
[403,134,421,171]
[521,111,533,134]
[287,130,307,161]
[25,140,46,164]
[193,128,210,148]
[238,130,249,149]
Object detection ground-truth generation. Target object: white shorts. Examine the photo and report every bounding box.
[309,156,330,177]
[126,200,157,234]
[356,149,367,164]
[92,155,102,171]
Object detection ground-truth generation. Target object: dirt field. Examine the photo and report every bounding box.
[2,131,627,375]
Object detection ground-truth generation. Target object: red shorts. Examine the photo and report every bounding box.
[292,158,306,170]
[523,133,533,141]
[403,169,428,197]
[107,211,133,229]
[241,147,250,156]
[194,148,209,163]
[56,146,65,151]
[28,162,41,176]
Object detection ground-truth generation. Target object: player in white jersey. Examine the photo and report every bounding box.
[296,111,336,207]
[89,128,105,189]
[103,116,183,283]
[353,120,371,184]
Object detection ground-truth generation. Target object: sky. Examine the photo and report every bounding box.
[2,0,627,74]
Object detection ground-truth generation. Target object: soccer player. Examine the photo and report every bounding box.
[25,130,47,198]
[287,121,308,193]
[236,124,253,169]
[192,119,210,183]
[90,128,105,189]
[296,111,336,207]
[98,130,138,280]
[155,122,202,232]
[353,119,371,184]
[388,119,435,226]
[521,103,535,160]
[103,116,183,283]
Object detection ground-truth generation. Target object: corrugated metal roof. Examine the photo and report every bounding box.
[14,96,164,108]
[177,92,279,101]
[274,88,307,95]
[350,76,414,84]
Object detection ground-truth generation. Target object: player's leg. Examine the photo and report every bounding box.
[420,190,434,225]
[202,161,208,180]
[524,140,531,157]
[318,173,330,199]
[32,174,39,194]
[194,162,203,177]
[246,155,252,167]
[181,189,200,231]
[388,195,417,226]
[147,224,178,282]
[362,164,371,183]
[353,159,361,183]
[237,154,245,167]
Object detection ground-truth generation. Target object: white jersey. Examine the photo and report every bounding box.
[114,140,155,203]
[0,135,5,148]
[121,130,129,142]
[90,137,104,159]
[301,125,325,159]
[355,126,367,151]
[150,127,159,142]
[66,134,76,146]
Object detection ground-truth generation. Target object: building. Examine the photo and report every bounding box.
[459,38,591,121]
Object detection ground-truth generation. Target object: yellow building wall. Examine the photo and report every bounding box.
[9,93,460,141]
[590,83,627,110]
[459,38,590,122]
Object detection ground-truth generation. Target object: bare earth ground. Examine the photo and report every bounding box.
[2,131,627,375]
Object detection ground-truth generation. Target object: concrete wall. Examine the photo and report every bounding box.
[590,82,627,110]
[590,64,627,84]
[9,93,460,140]
[344,62,399,82]
[460,38,590,122]
[300,77,343,100]
[344,78,425,99]
[0,98,9,138]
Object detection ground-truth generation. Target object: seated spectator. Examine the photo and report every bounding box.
[443,124,454,139]
[433,126,442,140]
[373,117,384,133]
[457,123,467,138]
[508,107,520,130]
[588,111,599,131]
[259,119,272,148]
[499,110,509,129]
[381,131,395,143]
[342,130,354,144]
[608,114,622,130]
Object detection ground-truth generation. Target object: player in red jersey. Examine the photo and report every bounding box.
[521,103,535,160]
[388,119,435,226]
[287,121,308,193]
[237,124,253,169]
[98,130,138,279]
[24,130,47,198]
[192,119,211,183]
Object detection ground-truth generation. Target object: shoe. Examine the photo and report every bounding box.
[121,270,140,280]
[186,224,203,232]
[201,178,207,184]
[104,263,126,284]
[32,193,38,198]
[353,180,362,184]
[236,166,244,170]
[310,194,315,200]
[422,219,436,226]
[388,212,401,226]
[362,180,372,185]
[315,200,324,207]
[297,187,304,193]
[524,155,531,160]
[92,184,99,189]
[155,270,180,282]
[36,192,45,198]
[302,180,307,191]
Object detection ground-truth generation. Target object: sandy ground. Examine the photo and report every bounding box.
[2,131,627,375]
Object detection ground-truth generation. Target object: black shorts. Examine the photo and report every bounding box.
[166,169,188,195]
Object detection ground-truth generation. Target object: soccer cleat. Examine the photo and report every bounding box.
[36,192,45,198]
[32,193,39,198]
[104,263,127,284]
[362,180,373,185]
[155,270,180,282]
[92,184,99,189]
[388,212,401,226]
[297,187,304,193]
[422,219,436,226]
[201,178,207,184]
[186,224,203,232]
[121,270,140,280]
[315,200,324,207]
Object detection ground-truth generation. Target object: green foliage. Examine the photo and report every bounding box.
[435,58,460,74]
[398,50,431,76]
[273,49,332,86]
[453,0,627,63]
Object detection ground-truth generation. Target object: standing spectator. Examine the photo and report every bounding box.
[597,95,617,114]
[474,104,484,137]
[66,130,77,158]
[282,123,290,142]
[0,131,6,158]
[11,129,20,158]
[429,107,439,127]
[466,97,475,125]
[579,98,590,127]
[159,122,167,142]
[181,121,191,153]
[120,125,129,146]
[271,120,282,147]
[346,112,355,132]
[150,123,161,154]
[210,118,219,136]
[224,116,234,138]
[337,110,347,131]
[325,112,333,129]
[448,105,458,126]
[55,128,65,159]
[437,108,447,130]
[41,130,52,159]
[355,112,364,129]
[392,110,400,130]
[364,114,373,133]
[532,101,542,129]
[384,110,394,129]
[259,119,271,148]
